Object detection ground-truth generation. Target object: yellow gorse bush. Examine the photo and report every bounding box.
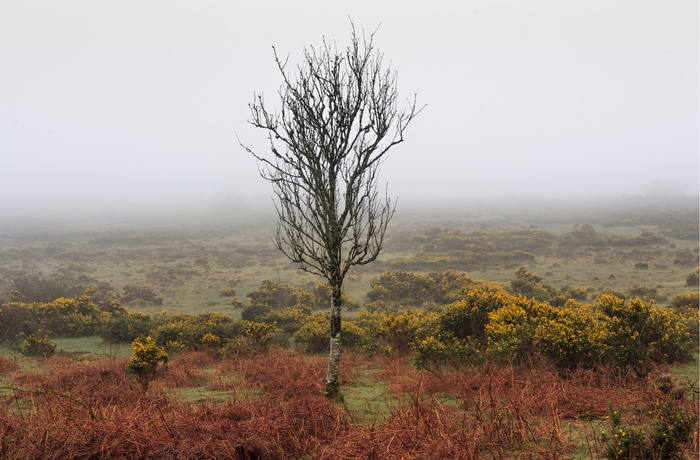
[426,291,696,372]
[485,302,532,359]
[533,305,607,368]
[598,295,693,376]
[126,336,169,376]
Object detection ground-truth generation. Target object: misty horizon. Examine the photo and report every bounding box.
[1,0,698,215]
[1,193,697,231]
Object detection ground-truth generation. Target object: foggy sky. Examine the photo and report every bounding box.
[1,0,698,217]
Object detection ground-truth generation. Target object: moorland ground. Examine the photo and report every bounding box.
[0,195,697,459]
[1,196,697,314]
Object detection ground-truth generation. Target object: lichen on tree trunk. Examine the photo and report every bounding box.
[325,328,341,399]
[325,283,343,399]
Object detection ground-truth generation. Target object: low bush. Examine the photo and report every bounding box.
[485,299,542,362]
[670,291,699,310]
[598,295,693,376]
[602,401,698,460]
[100,311,153,343]
[627,285,660,302]
[0,295,117,341]
[220,288,237,297]
[413,289,695,374]
[533,304,606,369]
[262,306,311,334]
[241,304,273,322]
[439,287,511,341]
[366,270,438,305]
[120,284,163,306]
[293,314,366,354]
[412,334,483,369]
[9,273,71,303]
[125,336,169,387]
[18,329,57,357]
[375,310,437,354]
[365,269,501,307]
[246,279,313,310]
[148,312,275,357]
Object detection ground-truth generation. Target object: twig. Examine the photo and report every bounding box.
[1,385,97,421]
[156,404,175,438]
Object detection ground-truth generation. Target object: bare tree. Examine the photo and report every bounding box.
[241,26,421,399]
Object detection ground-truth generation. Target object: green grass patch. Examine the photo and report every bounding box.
[561,419,607,459]
[435,392,460,408]
[670,352,699,390]
[54,336,133,359]
[164,386,256,405]
[342,367,392,424]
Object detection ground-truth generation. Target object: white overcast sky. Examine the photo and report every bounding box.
[0,0,698,214]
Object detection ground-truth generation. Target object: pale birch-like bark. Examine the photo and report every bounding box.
[241,25,422,399]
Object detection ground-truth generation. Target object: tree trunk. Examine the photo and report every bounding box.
[325,281,343,399]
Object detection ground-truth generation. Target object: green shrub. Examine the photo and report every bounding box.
[670,292,699,310]
[412,334,482,370]
[481,294,693,373]
[120,284,163,305]
[628,285,659,303]
[241,304,273,322]
[366,270,437,305]
[601,402,697,460]
[100,311,154,343]
[533,304,606,369]
[246,279,313,310]
[125,336,169,387]
[9,273,69,303]
[484,297,562,362]
[430,270,482,304]
[409,288,517,369]
[393,228,552,271]
[263,306,311,334]
[240,321,276,349]
[439,288,511,341]
[19,329,57,357]
[0,296,108,340]
[293,314,365,354]
[220,288,237,297]
[509,266,543,298]
[559,224,605,247]
[377,310,438,354]
[294,314,332,354]
[94,298,128,316]
[150,313,236,351]
[485,302,535,361]
[561,286,588,301]
[366,269,497,307]
[148,312,275,356]
[220,321,277,357]
[308,282,359,311]
[414,287,609,370]
[0,301,35,341]
[55,296,104,335]
[598,295,693,376]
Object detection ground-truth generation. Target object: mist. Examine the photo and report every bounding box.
[1,0,698,221]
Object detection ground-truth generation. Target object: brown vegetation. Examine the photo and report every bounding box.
[0,349,696,459]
